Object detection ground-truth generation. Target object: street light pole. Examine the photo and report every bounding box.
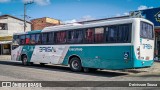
[24,1,34,32]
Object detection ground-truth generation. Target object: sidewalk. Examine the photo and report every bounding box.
[0,55,11,60]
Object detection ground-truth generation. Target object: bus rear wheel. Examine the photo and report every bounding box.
[22,55,28,66]
[69,57,82,72]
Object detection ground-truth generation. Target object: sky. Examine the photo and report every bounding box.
[0,0,160,23]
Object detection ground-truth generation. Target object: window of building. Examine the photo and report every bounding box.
[85,28,94,43]
[55,31,66,44]
[68,30,83,43]
[0,23,8,30]
[95,27,104,43]
[20,35,25,45]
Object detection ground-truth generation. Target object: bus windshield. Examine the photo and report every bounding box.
[12,35,20,45]
[140,22,154,39]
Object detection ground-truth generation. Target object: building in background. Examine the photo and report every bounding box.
[31,17,60,30]
[0,14,31,55]
[130,7,160,58]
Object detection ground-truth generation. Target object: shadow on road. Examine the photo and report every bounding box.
[136,74,160,77]
[0,60,129,77]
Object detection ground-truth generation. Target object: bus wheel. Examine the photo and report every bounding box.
[22,55,28,66]
[69,57,82,72]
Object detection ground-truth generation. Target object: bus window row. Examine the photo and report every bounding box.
[13,24,131,45]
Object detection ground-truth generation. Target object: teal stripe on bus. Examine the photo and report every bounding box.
[62,45,153,69]
[27,30,42,34]
[62,45,133,70]
[21,45,36,62]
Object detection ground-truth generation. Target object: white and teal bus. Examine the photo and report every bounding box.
[12,18,154,72]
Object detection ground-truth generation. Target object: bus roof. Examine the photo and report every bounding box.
[14,30,42,35]
[13,18,153,35]
[42,18,153,32]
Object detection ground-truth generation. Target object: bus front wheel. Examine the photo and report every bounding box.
[69,57,82,72]
[22,55,28,66]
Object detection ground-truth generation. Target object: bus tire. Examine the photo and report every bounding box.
[22,55,28,66]
[69,57,82,72]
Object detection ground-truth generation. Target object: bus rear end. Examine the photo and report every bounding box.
[134,19,154,68]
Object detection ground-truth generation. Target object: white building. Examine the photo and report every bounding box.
[0,15,31,55]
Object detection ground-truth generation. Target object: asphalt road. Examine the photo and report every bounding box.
[0,59,160,90]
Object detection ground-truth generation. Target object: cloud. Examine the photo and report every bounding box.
[23,0,50,6]
[63,19,77,24]
[0,0,11,3]
[115,12,129,17]
[116,13,121,17]
[138,5,153,10]
[78,15,95,22]
[123,12,129,15]
[63,15,95,24]
[0,12,2,15]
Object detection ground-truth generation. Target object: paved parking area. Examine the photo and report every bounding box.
[0,57,160,90]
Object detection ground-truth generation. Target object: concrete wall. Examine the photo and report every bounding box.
[0,16,31,37]
[31,17,60,30]
[46,17,60,24]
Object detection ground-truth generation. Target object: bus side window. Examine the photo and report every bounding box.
[36,34,41,44]
[20,35,25,45]
[107,26,118,43]
[118,24,130,43]
[42,32,54,44]
[67,30,83,44]
[13,35,20,45]
[31,34,36,44]
[48,32,54,44]
[25,35,30,44]
[85,28,94,43]
[68,30,74,43]
[75,30,83,43]
[95,27,104,43]
[55,31,66,44]
[42,33,48,44]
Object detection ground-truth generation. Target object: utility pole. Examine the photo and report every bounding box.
[24,1,34,32]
